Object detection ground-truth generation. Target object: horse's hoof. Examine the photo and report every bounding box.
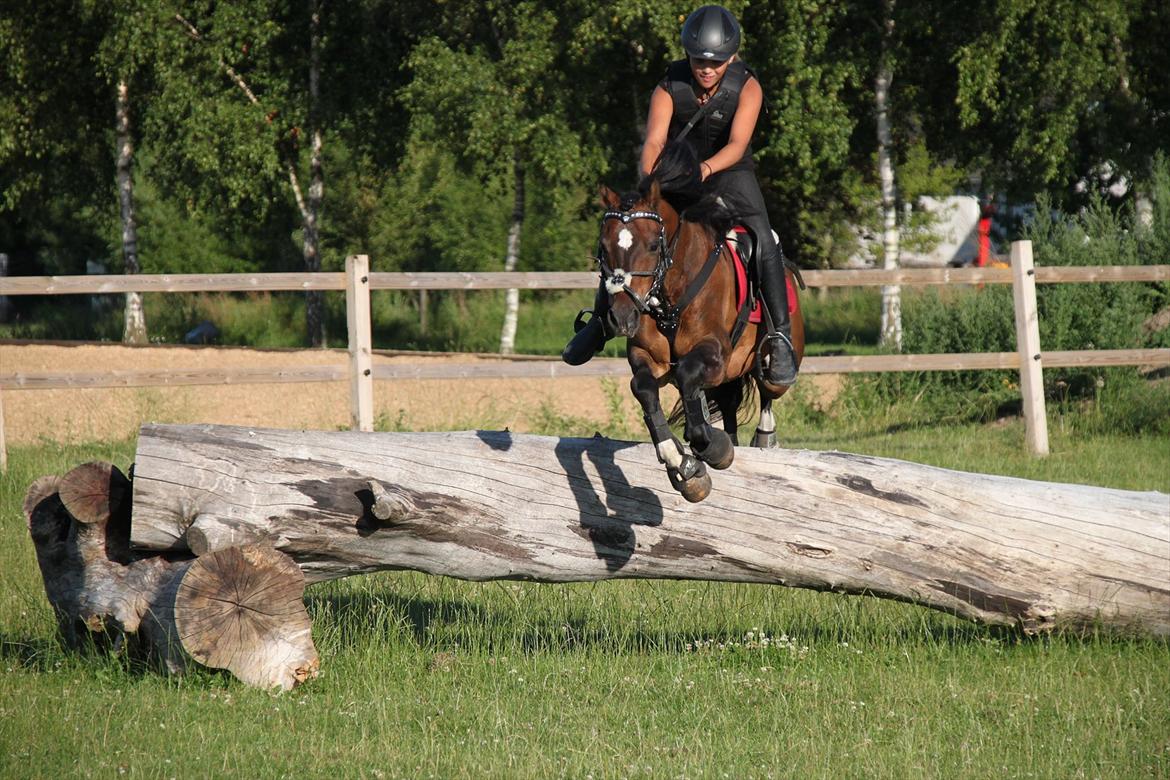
[695,430,734,470]
[668,459,710,502]
[676,471,712,503]
[752,429,776,449]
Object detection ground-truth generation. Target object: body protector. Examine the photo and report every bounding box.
[662,59,755,175]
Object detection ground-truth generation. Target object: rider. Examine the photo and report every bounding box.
[562,4,799,386]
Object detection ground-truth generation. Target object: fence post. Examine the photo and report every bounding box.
[1010,240,1049,456]
[346,254,374,432]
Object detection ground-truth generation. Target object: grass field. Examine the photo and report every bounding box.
[2,398,1168,778]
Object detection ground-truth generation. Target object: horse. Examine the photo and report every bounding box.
[594,143,804,502]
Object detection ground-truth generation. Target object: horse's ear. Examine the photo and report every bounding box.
[599,185,621,209]
[647,178,662,205]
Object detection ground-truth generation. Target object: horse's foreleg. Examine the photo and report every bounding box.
[676,347,735,470]
[753,388,777,449]
[630,360,710,503]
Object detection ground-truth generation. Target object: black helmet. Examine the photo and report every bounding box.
[680,5,741,62]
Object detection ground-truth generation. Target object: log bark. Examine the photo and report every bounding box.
[128,424,1170,637]
[24,462,317,689]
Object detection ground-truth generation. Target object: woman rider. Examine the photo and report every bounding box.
[562,4,799,387]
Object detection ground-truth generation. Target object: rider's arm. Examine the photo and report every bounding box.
[639,86,674,179]
[700,76,762,180]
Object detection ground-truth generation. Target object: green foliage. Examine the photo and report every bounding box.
[872,159,1170,422]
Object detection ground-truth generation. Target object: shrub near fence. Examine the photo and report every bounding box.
[1,244,1168,469]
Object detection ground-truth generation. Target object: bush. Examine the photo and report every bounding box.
[874,158,1170,425]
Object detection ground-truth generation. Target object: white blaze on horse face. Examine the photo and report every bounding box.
[617,227,634,250]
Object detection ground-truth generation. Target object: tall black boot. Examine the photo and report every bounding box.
[562,282,612,366]
[758,256,798,386]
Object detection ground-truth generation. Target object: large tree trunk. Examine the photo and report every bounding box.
[126,424,1170,637]
[115,80,148,345]
[875,0,902,351]
[498,157,525,355]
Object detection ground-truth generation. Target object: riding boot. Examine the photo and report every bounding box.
[758,255,798,386]
[562,282,613,366]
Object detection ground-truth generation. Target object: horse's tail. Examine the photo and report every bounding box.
[667,375,757,430]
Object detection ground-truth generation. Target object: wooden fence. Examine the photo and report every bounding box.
[1,242,1168,470]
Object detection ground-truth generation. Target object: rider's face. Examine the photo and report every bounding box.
[688,56,731,91]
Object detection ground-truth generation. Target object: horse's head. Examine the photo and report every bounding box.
[596,180,679,338]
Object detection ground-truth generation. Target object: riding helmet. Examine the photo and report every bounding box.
[680,5,741,62]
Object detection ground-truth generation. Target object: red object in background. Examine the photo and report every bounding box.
[977,199,997,267]
[977,215,991,267]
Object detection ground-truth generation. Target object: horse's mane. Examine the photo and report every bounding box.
[627,140,734,237]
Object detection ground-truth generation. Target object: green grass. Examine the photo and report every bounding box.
[2,402,1168,778]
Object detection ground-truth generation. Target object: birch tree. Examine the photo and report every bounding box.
[401,0,603,354]
[875,0,901,350]
[153,2,330,345]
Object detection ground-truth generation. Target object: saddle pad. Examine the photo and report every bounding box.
[727,227,796,321]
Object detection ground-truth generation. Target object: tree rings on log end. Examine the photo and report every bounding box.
[58,462,131,526]
[175,544,319,690]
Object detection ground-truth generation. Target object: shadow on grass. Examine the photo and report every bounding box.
[304,585,1034,655]
[0,634,62,671]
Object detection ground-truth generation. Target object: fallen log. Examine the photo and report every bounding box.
[126,423,1170,637]
[24,462,317,689]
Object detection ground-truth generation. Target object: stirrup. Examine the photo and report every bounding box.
[563,312,608,366]
[761,330,798,386]
[572,309,594,333]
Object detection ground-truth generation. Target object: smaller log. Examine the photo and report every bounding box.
[175,545,317,689]
[24,462,317,690]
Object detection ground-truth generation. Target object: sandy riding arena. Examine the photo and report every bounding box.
[0,341,643,446]
[0,341,842,447]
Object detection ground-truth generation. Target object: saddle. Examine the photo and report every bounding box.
[725,226,797,346]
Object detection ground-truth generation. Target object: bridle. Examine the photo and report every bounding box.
[595,205,725,342]
[596,208,674,319]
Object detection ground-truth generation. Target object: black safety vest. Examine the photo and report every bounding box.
[662,59,756,173]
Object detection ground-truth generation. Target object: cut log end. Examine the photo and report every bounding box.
[175,544,318,690]
[58,461,131,526]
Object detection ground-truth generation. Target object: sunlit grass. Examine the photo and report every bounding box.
[1,398,1167,778]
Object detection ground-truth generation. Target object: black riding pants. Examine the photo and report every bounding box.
[706,168,789,329]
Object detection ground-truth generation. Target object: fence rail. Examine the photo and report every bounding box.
[3,349,1166,390]
[1,245,1169,470]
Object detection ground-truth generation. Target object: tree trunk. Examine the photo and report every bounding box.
[498,157,525,355]
[127,424,1170,637]
[115,80,148,345]
[175,11,325,347]
[24,462,317,689]
[875,1,902,351]
[302,0,326,347]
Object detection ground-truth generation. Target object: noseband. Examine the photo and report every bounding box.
[595,206,726,341]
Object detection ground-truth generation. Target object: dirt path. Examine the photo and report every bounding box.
[0,341,839,446]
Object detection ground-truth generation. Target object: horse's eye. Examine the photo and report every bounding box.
[648,240,660,252]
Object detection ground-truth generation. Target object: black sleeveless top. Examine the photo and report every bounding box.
[661,59,756,173]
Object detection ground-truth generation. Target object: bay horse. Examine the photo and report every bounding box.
[595,144,804,502]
